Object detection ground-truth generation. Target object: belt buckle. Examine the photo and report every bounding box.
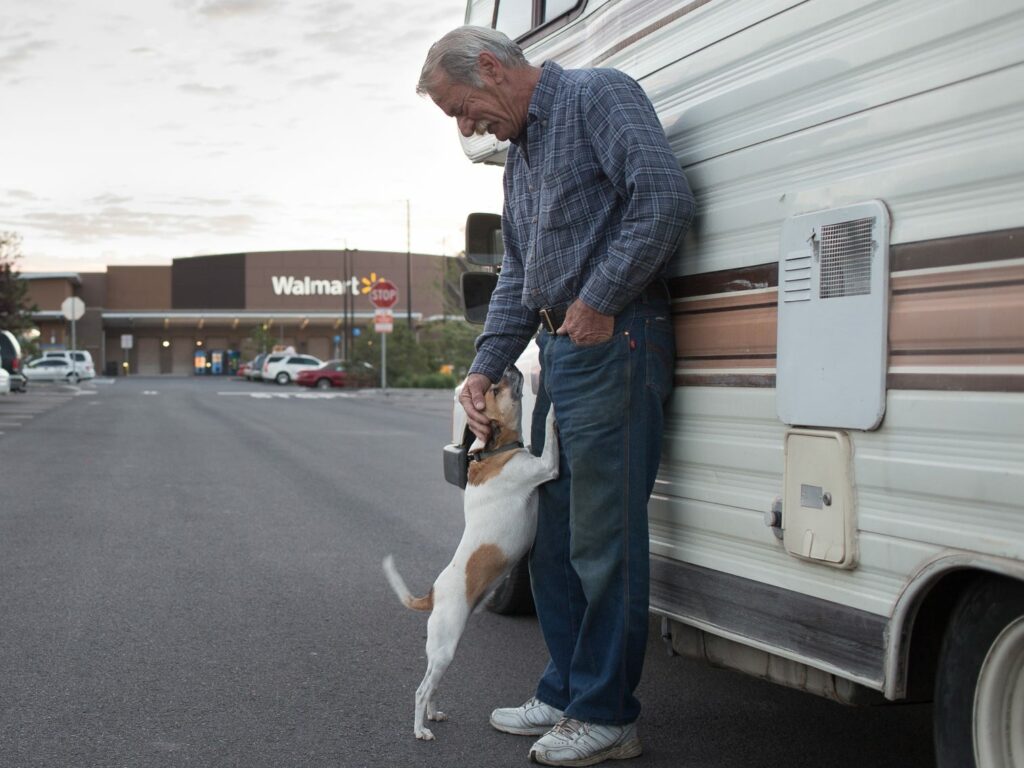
[540,308,556,334]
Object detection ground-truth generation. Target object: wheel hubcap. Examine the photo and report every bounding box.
[975,616,1024,768]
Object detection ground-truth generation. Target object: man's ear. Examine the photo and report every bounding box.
[477,51,503,84]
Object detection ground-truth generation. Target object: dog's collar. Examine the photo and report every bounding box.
[469,441,525,462]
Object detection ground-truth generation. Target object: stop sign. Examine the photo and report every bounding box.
[368,278,399,308]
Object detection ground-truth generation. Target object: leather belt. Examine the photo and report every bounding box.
[538,280,669,335]
[539,306,568,335]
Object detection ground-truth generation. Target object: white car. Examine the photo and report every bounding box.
[0,366,9,395]
[24,357,88,383]
[42,350,96,380]
[262,354,323,385]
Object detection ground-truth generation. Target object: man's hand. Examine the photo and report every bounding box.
[459,373,493,442]
[557,298,614,346]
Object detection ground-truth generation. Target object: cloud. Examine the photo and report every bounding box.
[0,35,53,78]
[193,0,281,17]
[89,194,133,205]
[165,196,234,208]
[290,72,341,88]
[232,47,283,65]
[17,207,262,243]
[6,189,43,202]
[178,82,237,97]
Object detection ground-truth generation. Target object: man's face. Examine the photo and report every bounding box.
[429,70,520,142]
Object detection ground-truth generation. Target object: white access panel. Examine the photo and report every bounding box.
[776,201,890,430]
[782,429,857,569]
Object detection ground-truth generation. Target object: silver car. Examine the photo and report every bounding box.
[24,358,86,383]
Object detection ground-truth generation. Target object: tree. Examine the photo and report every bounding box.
[344,318,479,387]
[0,232,38,336]
[439,254,472,318]
[245,323,276,356]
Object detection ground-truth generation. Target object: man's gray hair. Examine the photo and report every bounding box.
[417,26,528,96]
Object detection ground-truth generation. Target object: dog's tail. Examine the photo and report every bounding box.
[382,555,434,612]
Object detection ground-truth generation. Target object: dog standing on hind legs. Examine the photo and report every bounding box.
[382,365,558,740]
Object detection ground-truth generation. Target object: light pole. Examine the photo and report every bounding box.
[406,199,413,329]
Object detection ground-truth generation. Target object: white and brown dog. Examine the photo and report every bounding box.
[382,365,558,741]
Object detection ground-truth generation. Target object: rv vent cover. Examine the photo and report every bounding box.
[776,201,890,430]
[819,217,874,299]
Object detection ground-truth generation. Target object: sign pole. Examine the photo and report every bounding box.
[60,296,86,379]
[368,279,397,391]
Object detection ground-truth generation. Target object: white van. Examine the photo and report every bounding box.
[42,350,96,380]
[448,2,1024,766]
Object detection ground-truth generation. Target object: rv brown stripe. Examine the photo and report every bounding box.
[666,226,1024,301]
[672,259,1024,392]
[891,227,1024,273]
[668,264,776,299]
[886,374,1024,392]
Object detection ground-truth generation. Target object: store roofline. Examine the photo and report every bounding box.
[99,310,419,320]
[21,272,83,285]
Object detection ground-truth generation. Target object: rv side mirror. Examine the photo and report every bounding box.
[461,271,498,324]
[465,213,503,267]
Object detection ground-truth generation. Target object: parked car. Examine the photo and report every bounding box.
[41,349,95,380]
[247,353,268,381]
[295,360,376,390]
[0,366,10,395]
[263,354,323,385]
[236,361,251,379]
[23,357,87,383]
[0,329,28,392]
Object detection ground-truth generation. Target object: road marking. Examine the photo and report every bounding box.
[217,391,358,399]
[142,390,159,395]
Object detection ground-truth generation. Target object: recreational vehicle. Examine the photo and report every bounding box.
[446,2,1024,766]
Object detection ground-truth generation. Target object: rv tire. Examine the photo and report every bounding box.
[486,554,535,615]
[934,576,1024,768]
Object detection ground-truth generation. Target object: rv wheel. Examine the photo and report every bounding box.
[486,554,535,616]
[934,576,1024,768]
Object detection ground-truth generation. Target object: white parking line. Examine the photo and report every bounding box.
[216,391,358,399]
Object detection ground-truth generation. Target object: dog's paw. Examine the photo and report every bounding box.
[428,710,448,722]
[415,728,435,741]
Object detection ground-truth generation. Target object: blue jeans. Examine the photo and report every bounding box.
[529,294,674,725]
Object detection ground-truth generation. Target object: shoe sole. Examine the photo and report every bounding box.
[529,738,643,767]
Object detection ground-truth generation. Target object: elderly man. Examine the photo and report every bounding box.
[418,26,694,767]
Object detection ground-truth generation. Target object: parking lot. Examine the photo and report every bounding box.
[0,376,935,768]
[0,379,101,436]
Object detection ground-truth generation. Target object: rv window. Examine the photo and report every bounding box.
[544,0,578,20]
[495,1,533,39]
[465,0,495,26]
[493,0,585,41]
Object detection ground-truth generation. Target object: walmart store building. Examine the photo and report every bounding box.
[24,250,451,376]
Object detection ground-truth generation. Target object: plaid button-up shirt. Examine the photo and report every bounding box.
[469,62,695,381]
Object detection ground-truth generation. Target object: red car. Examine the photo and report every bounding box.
[295,360,375,390]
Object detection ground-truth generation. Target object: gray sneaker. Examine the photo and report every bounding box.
[490,697,565,736]
[529,717,642,766]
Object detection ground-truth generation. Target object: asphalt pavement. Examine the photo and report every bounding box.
[0,377,935,767]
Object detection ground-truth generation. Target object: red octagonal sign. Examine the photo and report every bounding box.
[368,279,398,309]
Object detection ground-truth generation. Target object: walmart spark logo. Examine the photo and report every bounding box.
[360,272,385,294]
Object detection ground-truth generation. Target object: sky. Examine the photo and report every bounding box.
[0,0,505,273]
